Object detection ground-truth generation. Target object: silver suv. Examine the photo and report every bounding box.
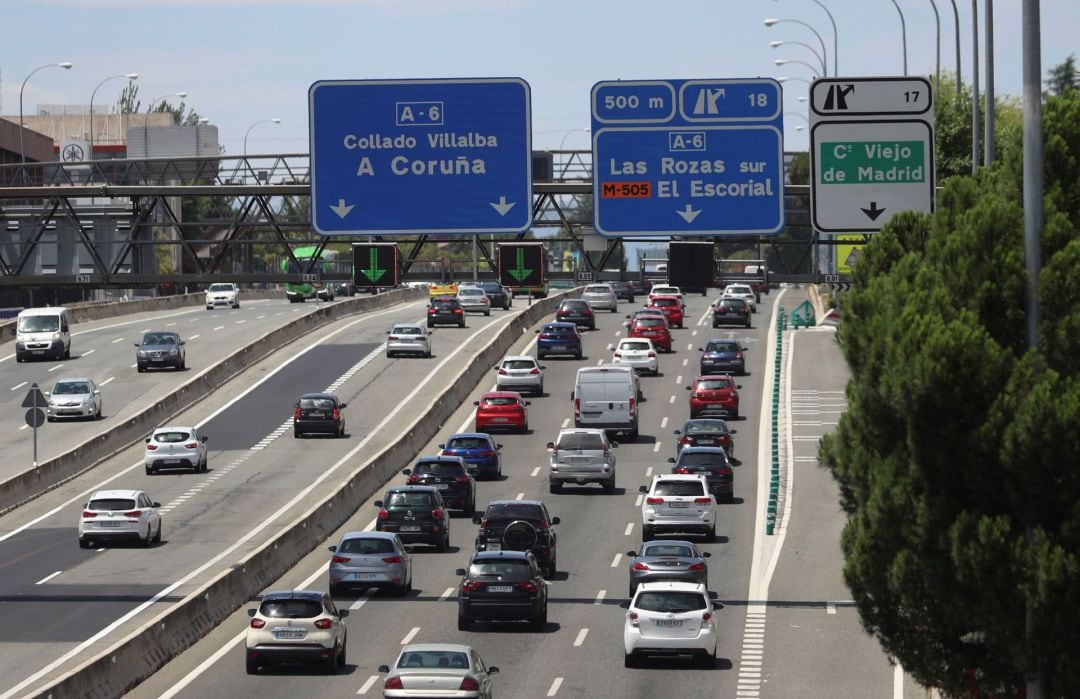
[581,283,618,312]
[547,428,617,494]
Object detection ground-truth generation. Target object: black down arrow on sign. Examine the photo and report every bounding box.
[861,202,886,221]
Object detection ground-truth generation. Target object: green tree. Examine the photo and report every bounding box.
[1045,54,1078,96]
[819,86,1080,697]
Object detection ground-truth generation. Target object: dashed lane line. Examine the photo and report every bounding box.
[440,587,455,601]
[357,675,379,695]
[610,553,622,568]
[573,628,589,647]
[35,571,62,585]
[624,523,634,536]
[547,678,564,696]
[400,627,420,645]
[594,590,606,605]
[10,381,27,391]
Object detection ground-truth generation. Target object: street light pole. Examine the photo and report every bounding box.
[928,0,942,90]
[774,58,822,78]
[949,0,962,95]
[764,19,828,76]
[888,0,909,75]
[243,117,282,158]
[776,0,839,75]
[19,61,73,169]
[89,72,138,160]
[770,40,827,76]
[144,92,188,159]
[971,0,981,173]
[984,0,995,165]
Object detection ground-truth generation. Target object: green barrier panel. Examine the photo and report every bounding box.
[790,299,816,329]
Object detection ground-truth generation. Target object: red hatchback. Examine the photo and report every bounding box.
[473,391,530,433]
[686,375,741,419]
[647,295,684,328]
[627,315,673,352]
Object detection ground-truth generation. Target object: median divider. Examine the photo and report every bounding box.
[766,307,786,535]
[34,289,576,699]
[0,288,427,515]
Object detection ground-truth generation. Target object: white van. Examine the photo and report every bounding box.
[16,307,72,361]
[572,366,640,440]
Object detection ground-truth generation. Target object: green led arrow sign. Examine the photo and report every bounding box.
[360,247,386,283]
[507,247,532,283]
[352,243,398,288]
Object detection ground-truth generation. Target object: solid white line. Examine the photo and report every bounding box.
[138,328,150,333]
[515,492,524,500]
[400,627,420,645]
[573,628,588,647]
[530,467,541,477]
[48,364,64,372]
[561,418,570,428]
[100,377,115,386]
[440,587,455,601]
[594,590,606,605]
[35,571,62,585]
[19,424,28,431]
[894,663,904,699]
[610,553,622,567]
[357,675,379,695]
[624,523,634,536]
[363,518,377,532]
[547,678,564,696]
[156,628,247,699]
[10,381,27,391]
[82,349,96,356]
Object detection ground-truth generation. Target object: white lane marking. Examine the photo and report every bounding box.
[645,467,653,477]
[48,364,64,372]
[675,374,683,384]
[660,417,668,429]
[624,523,634,536]
[547,678,564,696]
[400,627,420,645]
[561,418,570,428]
[530,467,541,477]
[573,628,589,647]
[827,601,836,615]
[596,359,603,365]
[212,325,225,331]
[515,492,524,500]
[894,663,904,699]
[236,320,247,324]
[594,590,606,605]
[138,328,150,333]
[610,553,622,568]
[669,395,676,404]
[129,363,137,368]
[19,424,28,431]
[35,571,62,585]
[363,518,377,532]
[691,330,698,337]
[440,587,455,601]
[257,315,267,320]
[682,358,688,366]
[687,343,693,350]
[357,675,379,695]
[10,381,27,391]
[82,349,96,357]
[189,334,200,340]
[111,338,125,344]
[100,377,115,387]
[166,322,176,327]
[350,589,377,610]
[653,442,661,453]
[635,494,643,507]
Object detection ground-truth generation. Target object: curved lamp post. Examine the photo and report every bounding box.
[89,72,138,159]
[558,127,590,150]
[774,58,821,78]
[777,76,812,86]
[243,117,282,157]
[887,0,909,75]
[770,40,827,76]
[764,18,828,76]
[948,0,962,95]
[19,61,74,167]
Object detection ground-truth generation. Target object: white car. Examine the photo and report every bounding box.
[457,287,491,316]
[245,589,348,675]
[721,284,757,312]
[581,283,619,312]
[45,377,103,421]
[78,489,162,548]
[386,323,432,358]
[380,644,499,698]
[205,282,240,309]
[495,355,545,395]
[639,474,717,542]
[621,581,721,668]
[648,284,684,306]
[612,338,659,376]
[144,425,209,475]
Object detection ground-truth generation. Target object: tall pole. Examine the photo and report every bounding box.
[971,0,981,173]
[1020,1,1043,695]
[888,0,909,75]
[89,73,138,162]
[949,0,962,95]
[808,0,839,75]
[984,0,996,165]
[18,62,74,173]
[764,19,829,76]
[929,0,942,90]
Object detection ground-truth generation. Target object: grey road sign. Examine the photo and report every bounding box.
[25,408,45,428]
[21,383,46,408]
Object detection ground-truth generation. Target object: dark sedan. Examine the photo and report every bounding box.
[555,299,595,330]
[669,447,734,502]
[375,486,450,550]
[712,298,751,328]
[608,281,636,303]
[476,282,511,310]
[293,392,347,438]
[699,338,747,376]
[404,456,475,515]
[456,550,549,631]
[135,331,186,372]
[674,418,737,460]
[427,297,466,328]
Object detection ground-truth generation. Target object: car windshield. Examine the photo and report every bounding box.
[432,300,458,309]
[388,492,434,507]
[653,481,707,497]
[259,599,323,619]
[478,283,501,292]
[653,287,678,295]
[445,437,491,450]
[634,591,708,613]
[459,289,483,297]
[142,333,177,345]
[485,502,543,521]
[87,498,136,511]
[706,341,739,352]
[300,397,336,410]
[53,381,90,395]
[153,431,190,443]
[397,651,470,670]
[338,537,396,555]
[696,380,732,390]
[18,316,59,332]
[619,341,651,351]
[719,300,746,309]
[482,397,518,406]
[636,318,665,328]
[208,283,234,292]
[503,359,536,370]
[643,544,695,558]
[468,560,532,580]
[415,461,466,476]
[557,433,605,450]
[652,298,677,307]
[684,421,728,434]
[677,452,728,467]
[727,286,752,295]
[392,326,423,335]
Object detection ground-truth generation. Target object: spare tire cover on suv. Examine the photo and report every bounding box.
[501,520,538,551]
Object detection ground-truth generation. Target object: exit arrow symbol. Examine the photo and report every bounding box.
[676,205,701,223]
[490,196,516,216]
[861,201,886,221]
[359,248,386,283]
[330,199,355,218]
[507,247,532,283]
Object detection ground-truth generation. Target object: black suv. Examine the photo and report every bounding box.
[712,298,752,328]
[456,550,549,631]
[293,392,347,438]
[476,282,511,310]
[556,299,595,330]
[472,500,559,577]
[668,446,734,502]
[403,456,475,515]
[427,297,466,328]
[374,486,450,550]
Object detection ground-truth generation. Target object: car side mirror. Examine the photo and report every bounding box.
[496,444,503,450]
[638,485,649,493]
[525,401,532,406]
[152,502,161,507]
[386,330,391,335]
[455,568,466,576]
[328,545,337,552]
[667,457,676,463]
[735,385,742,390]
[698,347,704,352]
[402,469,412,475]
[472,513,483,524]
[550,516,560,525]
[535,329,540,334]
[489,666,500,675]
[712,601,724,610]
[540,366,547,370]
[374,500,384,508]
[730,429,737,434]
[179,341,186,346]
[247,609,256,617]
[338,609,349,618]
[339,403,347,409]
[472,400,480,406]
[673,429,681,435]
[611,442,619,448]
[438,444,445,449]
[625,314,631,319]
[685,386,692,390]
[741,347,749,352]
[626,550,637,557]
[133,343,140,347]
[546,442,555,449]
[569,391,575,401]
[378,664,390,673]
[619,600,630,609]
[703,551,712,558]
[201,436,208,443]
[145,438,151,443]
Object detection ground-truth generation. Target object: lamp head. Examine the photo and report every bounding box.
[58,62,73,69]
[774,59,787,66]
[763,18,779,27]
[125,73,139,80]
[770,41,783,48]
[777,77,790,83]
[176,91,188,99]
[270,118,281,124]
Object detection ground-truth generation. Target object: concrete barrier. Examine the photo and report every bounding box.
[33,289,576,699]
[0,288,427,515]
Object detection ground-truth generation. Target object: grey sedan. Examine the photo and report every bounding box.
[46,378,102,421]
[626,540,710,596]
[380,644,499,698]
[135,331,186,372]
[328,531,412,596]
[386,323,432,358]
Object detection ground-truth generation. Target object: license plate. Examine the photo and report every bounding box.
[350,573,378,580]
[274,629,306,639]
[669,501,689,508]
[400,526,421,532]
[32,350,45,355]
[551,346,566,351]
[436,484,449,490]
[487,542,501,552]
[151,357,164,362]
[308,411,325,417]
[100,521,123,528]
[655,619,684,627]
[488,585,513,593]
[490,417,508,423]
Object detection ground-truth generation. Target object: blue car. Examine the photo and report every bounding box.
[438,433,502,480]
[698,338,746,376]
[535,322,583,359]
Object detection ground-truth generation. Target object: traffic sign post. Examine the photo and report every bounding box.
[810,77,935,234]
[591,79,785,237]
[21,382,46,466]
[352,243,399,289]
[308,78,532,235]
[497,243,545,290]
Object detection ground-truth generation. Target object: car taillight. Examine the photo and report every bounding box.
[735,352,743,359]
[184,442,198,449]
[145,444,158,451]
[382,556,402,564]
[703,612,713,622]
[479,450,497,457]
[632,562,650,571]
[314,618,333,630]
[479,519,488,530]
[613,351,622,358]
[462,580,485,593]
[497,367,508,375]
[407,474,420,484]
[294,407,302,420]
[388,336,399,342]
[459,677,481,692]
[688,562,706,571]
[681,436,693,445]
[584,308,592,315]
[629,397,636,417]
[694,497,713,504]
[574,398,580,418]
[718,466,733,476]
[378,509,389,520]
[648,352,656,358]
[331,555,350,564]
[628,612,640,627]
[82,511,97,518]
[431,508,444,519]
[428,308,436,314]
[453,308,462,314]
[250,618,266,629]
[516,581,539,593]
[691,392,700,399]
[384,677,404,690]
[674,467,690,474]
[454,474,470,482]
[331,407,341,421]
[529,367,540,374]
[646,497,664,505]
[538,519,550,530]
[124,510,142,518]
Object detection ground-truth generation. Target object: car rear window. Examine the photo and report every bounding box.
[636,318,665,328]
[653,481,707,497]
[684,421,728,435]
[415,461,466,476]
[619,341,651,351]
[585,286,610,293]
[643,544,694,558]
[485,502,543,521]
[397,651,470,670]
[718,300,746,309]
[634,591,708,613]
[459,289,483,296]
[338,537,396,555]
[706,341,739,352]
[432,300,458,309]
[87,498,136,511]
[445,437,490,449]
[392,326,423,335]
[388,492,434,507]
[208,283,234,292]
[153,431,190,443]
[482,397,518,406]
[468,559,532,580]
[259,599,323,619]
[557,433,605,450]
[142,333,177,345]
[503,359,536,370]
[542,325,575,334]
[696,380,733,390]
[300,397,336,409]
[653,287,678,295]
[677,451,728,467]
[561,301,588,309]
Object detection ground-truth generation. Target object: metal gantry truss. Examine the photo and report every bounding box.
[0,152,819,289]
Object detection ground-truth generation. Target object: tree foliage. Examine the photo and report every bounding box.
[1045,54,1078,96]
[819,79,1080,697]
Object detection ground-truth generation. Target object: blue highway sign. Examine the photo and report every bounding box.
[591,79,784,237]
[309,78,532,235]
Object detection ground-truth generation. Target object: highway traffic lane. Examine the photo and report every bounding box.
[0,303,529,697]
[132,293,772,698]
[0,297,360,472]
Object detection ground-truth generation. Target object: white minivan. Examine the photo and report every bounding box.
[572,366,640,440]
[16,306,72,361]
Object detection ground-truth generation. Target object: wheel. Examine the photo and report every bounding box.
[201,456,208,473]
[438,532,449,552]
[603,477,616,494]
[323,648,338,674]
[137,365,145,373]
[575,351,582,360]
[338,642,346,668]
[459,320,465,328]
[294,428,302,438]
[179,358,186,370]
[629,583,636,598]
[520,422,528,434]
[234,302,240,309]
[395,580,409,597]
[705,525,717,543]
[95,406,102,420]
[47,416,55,423]
[531,606,548,631]
[713,322,720,328]
[457,613,470,631]
[338,423,345,438]
[246,658,259,675]
[537,382,544,396]
[78,538,90,549]
[64,346,71,359]
[732,408,739,419]
[549,482,562,494]
[624,653,638,668]
[464,497,475,516]
[141,525,152,548]
[153,521,162,543]
[699,649,716,668]
[145,466,154,476]
[427,322,434,328]
[485,310,490,316]
[641,526,653,542]
[745,320,751,328]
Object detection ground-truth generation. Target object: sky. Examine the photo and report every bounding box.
[1,0,1076,157]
